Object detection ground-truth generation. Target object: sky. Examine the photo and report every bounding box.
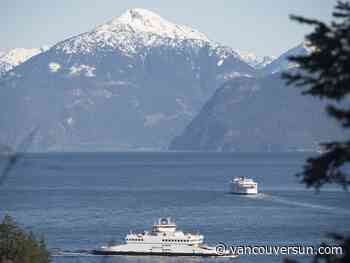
[1,0,336,57]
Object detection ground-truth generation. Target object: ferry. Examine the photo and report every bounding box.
[93,217,237,258]
[230,177,258,195]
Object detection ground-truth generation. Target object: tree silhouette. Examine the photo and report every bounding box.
[284,1,350,189]
[283,1,350,262]
[0,215,51,263]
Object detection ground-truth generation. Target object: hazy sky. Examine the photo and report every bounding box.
[1,0,335,57]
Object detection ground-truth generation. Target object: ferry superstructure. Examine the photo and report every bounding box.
[93,217,236,258]
[230,177,258,195]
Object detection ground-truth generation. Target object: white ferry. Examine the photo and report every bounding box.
[230,177,258,195]
[93,217,237,258]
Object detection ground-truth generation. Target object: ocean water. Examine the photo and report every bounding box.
[0,152,349,263]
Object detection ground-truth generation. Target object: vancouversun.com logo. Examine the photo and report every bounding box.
[215,243,343,256]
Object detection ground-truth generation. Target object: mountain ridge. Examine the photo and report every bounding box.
[169,73,346,152]
[0,48,44,76]
[0,9,321,152]
[0,9,255,152]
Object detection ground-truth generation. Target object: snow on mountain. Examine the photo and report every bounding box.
[55,8,210,56]
[114,8,209,41]
[235,50,275,69]
[0,9,255,152]
[257,56,276,68]
[261,42,311,75]
[0,48,43,76]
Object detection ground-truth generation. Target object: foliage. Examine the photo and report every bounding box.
[0,214,50,263]
[282,1,350,263]
[283,1,350,190]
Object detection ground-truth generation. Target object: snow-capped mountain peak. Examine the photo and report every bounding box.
[55,8,211,55]
[261,41,311,74]
[235,50,275,69]
[101,8,209,41]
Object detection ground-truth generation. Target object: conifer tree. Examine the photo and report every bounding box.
[283,1,350,262]
[0,215,50,263]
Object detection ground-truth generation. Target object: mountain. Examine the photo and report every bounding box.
[0,48,44,76]
[0,9,255,152]
[235,51,275,69]
[260,42,310,75]
[169,73,346,152]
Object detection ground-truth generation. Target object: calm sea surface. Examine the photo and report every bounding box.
[0,152,349,263]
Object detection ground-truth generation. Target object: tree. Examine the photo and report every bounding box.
[0,214,50,263]
[283,1,350,262]
[284,1,350,190]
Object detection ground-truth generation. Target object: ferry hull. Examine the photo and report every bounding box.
[230,189,258,195]
[230,183,258,195]
[92,250,236,258]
